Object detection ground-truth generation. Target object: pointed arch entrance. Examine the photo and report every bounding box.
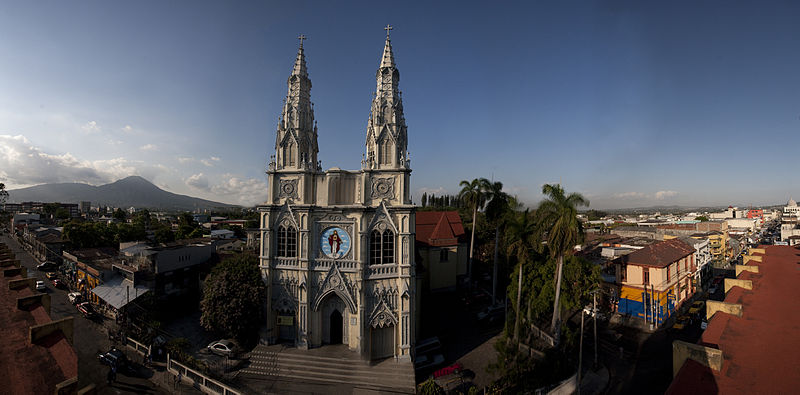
[320,294,348,346]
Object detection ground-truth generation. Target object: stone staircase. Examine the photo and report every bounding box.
[240,344,416,393]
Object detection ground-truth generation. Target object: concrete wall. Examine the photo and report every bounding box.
[735,264,759,276]
[706,300,742,320]
[29,316,74,346]
[17,293,51,315]
[672,340,724,377]
[724,278,752,293]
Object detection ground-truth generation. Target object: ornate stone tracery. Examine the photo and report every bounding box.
[311,263,357,314]
[368,296,397,328]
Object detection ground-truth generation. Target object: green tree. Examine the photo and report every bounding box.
[482,179,510,304]
[535,184,589,344]
[695,215,709,222]
[154,226,175,244]
[113,208,127,222]
[0,183,9,230]
[55,207,71,220]
[200,253,266,346]
[505,209,536,342]
[459,178,488,283]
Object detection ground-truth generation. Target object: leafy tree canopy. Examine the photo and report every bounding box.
[200,253,266,346]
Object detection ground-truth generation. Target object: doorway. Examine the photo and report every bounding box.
[329,310,343,344]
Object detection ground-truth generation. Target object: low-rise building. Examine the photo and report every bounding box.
[614,238,697,326]
[415,211,467,292]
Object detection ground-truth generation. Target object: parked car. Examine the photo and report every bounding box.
[37,261,57,271]
[476,304,505,324]
[45,272,58,280]
[688,301,705,317]
[708,285,718,295]
[68,292,82,305]
[51,279,66,289]
[415,353,445,372]
[583,305,607,320]
[673,315,691,330]
[207,339,238,356]
[35,280,46,291]
[98,348,133,373]
[415,337,442,358]
[700,317,708,330]
[76,302,96,318]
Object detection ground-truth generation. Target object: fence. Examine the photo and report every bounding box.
[529,323,556,348]
[125,336,150,357]
[167,353,241,395]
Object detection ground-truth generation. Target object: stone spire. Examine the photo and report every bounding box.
[364,26,409,170]
[273,35,319,172]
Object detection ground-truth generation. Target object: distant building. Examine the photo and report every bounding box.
[79,201,91,214]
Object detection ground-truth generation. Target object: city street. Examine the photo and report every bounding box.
[1,234,167,394]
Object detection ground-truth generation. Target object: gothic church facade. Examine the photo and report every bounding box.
[258,32,415,361]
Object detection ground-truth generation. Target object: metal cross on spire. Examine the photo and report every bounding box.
[384,24,393,38]
[298,34,307,47]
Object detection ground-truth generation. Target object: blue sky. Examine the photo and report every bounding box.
[1,1,798,209]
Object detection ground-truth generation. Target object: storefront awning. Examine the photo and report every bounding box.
[91,276,150,310]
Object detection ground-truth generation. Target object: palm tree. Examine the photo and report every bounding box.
[535,184,588,345]
[506,209,535,342]
[459,178,487,284]
[482,179,510,305]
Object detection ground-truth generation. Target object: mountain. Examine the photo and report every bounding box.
[6,176,238,211]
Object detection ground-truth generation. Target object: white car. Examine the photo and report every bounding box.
[207,340,237,356]
[68,292,82,304]
[35,281,46,291]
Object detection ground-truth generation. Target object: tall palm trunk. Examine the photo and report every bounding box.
[551,254,564,344]
[492,227,499,305]
[468,203,477,283]
[514,261,523,341]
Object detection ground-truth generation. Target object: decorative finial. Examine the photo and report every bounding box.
[298,34,307,47]
[384,24,393,38]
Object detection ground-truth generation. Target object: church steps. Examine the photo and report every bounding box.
[249,350,412,374]
[242,350,415,392]
[248,353,414,380]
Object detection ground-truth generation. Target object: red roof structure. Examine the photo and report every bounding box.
[415,211,465,247]
[667,245,800,394]
[0,245,78,394]
[615,238,695,268]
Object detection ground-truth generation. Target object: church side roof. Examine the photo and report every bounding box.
[415,211,465,247]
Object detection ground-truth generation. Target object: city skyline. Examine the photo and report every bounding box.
[1,1,799,209]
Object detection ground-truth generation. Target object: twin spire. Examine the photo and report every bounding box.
[272,28,409,173]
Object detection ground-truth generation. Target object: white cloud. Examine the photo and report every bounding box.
[121,125,133,133]
[417,186,448,196]
[210,156,220,162]
[655,190,678,200]
[140,144,157,151]
[177,156,194,164]
[185,173,209,190]
[81,121,101,134]
[210,174,266,206]
[200,158,215,167]
[614,191,646,199]
[0,134,162,189]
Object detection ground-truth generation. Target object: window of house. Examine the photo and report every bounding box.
[439,248,448,262]
[643,269,650,285]
[370,229,395,265]
[666,265,671,282]
[277,225,297,257]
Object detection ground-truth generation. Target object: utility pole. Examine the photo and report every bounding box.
[592,290,599,369]
[578,307,584,395]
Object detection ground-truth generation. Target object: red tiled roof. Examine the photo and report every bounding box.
[671,245,800,393]
[415,211,465,247]
[614,238,694,268]
[0,257,78,393]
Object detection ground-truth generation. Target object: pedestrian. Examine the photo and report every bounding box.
[111,365,117,382]
[107,369,113,385]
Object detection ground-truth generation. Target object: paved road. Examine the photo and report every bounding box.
[1,234,167,394]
